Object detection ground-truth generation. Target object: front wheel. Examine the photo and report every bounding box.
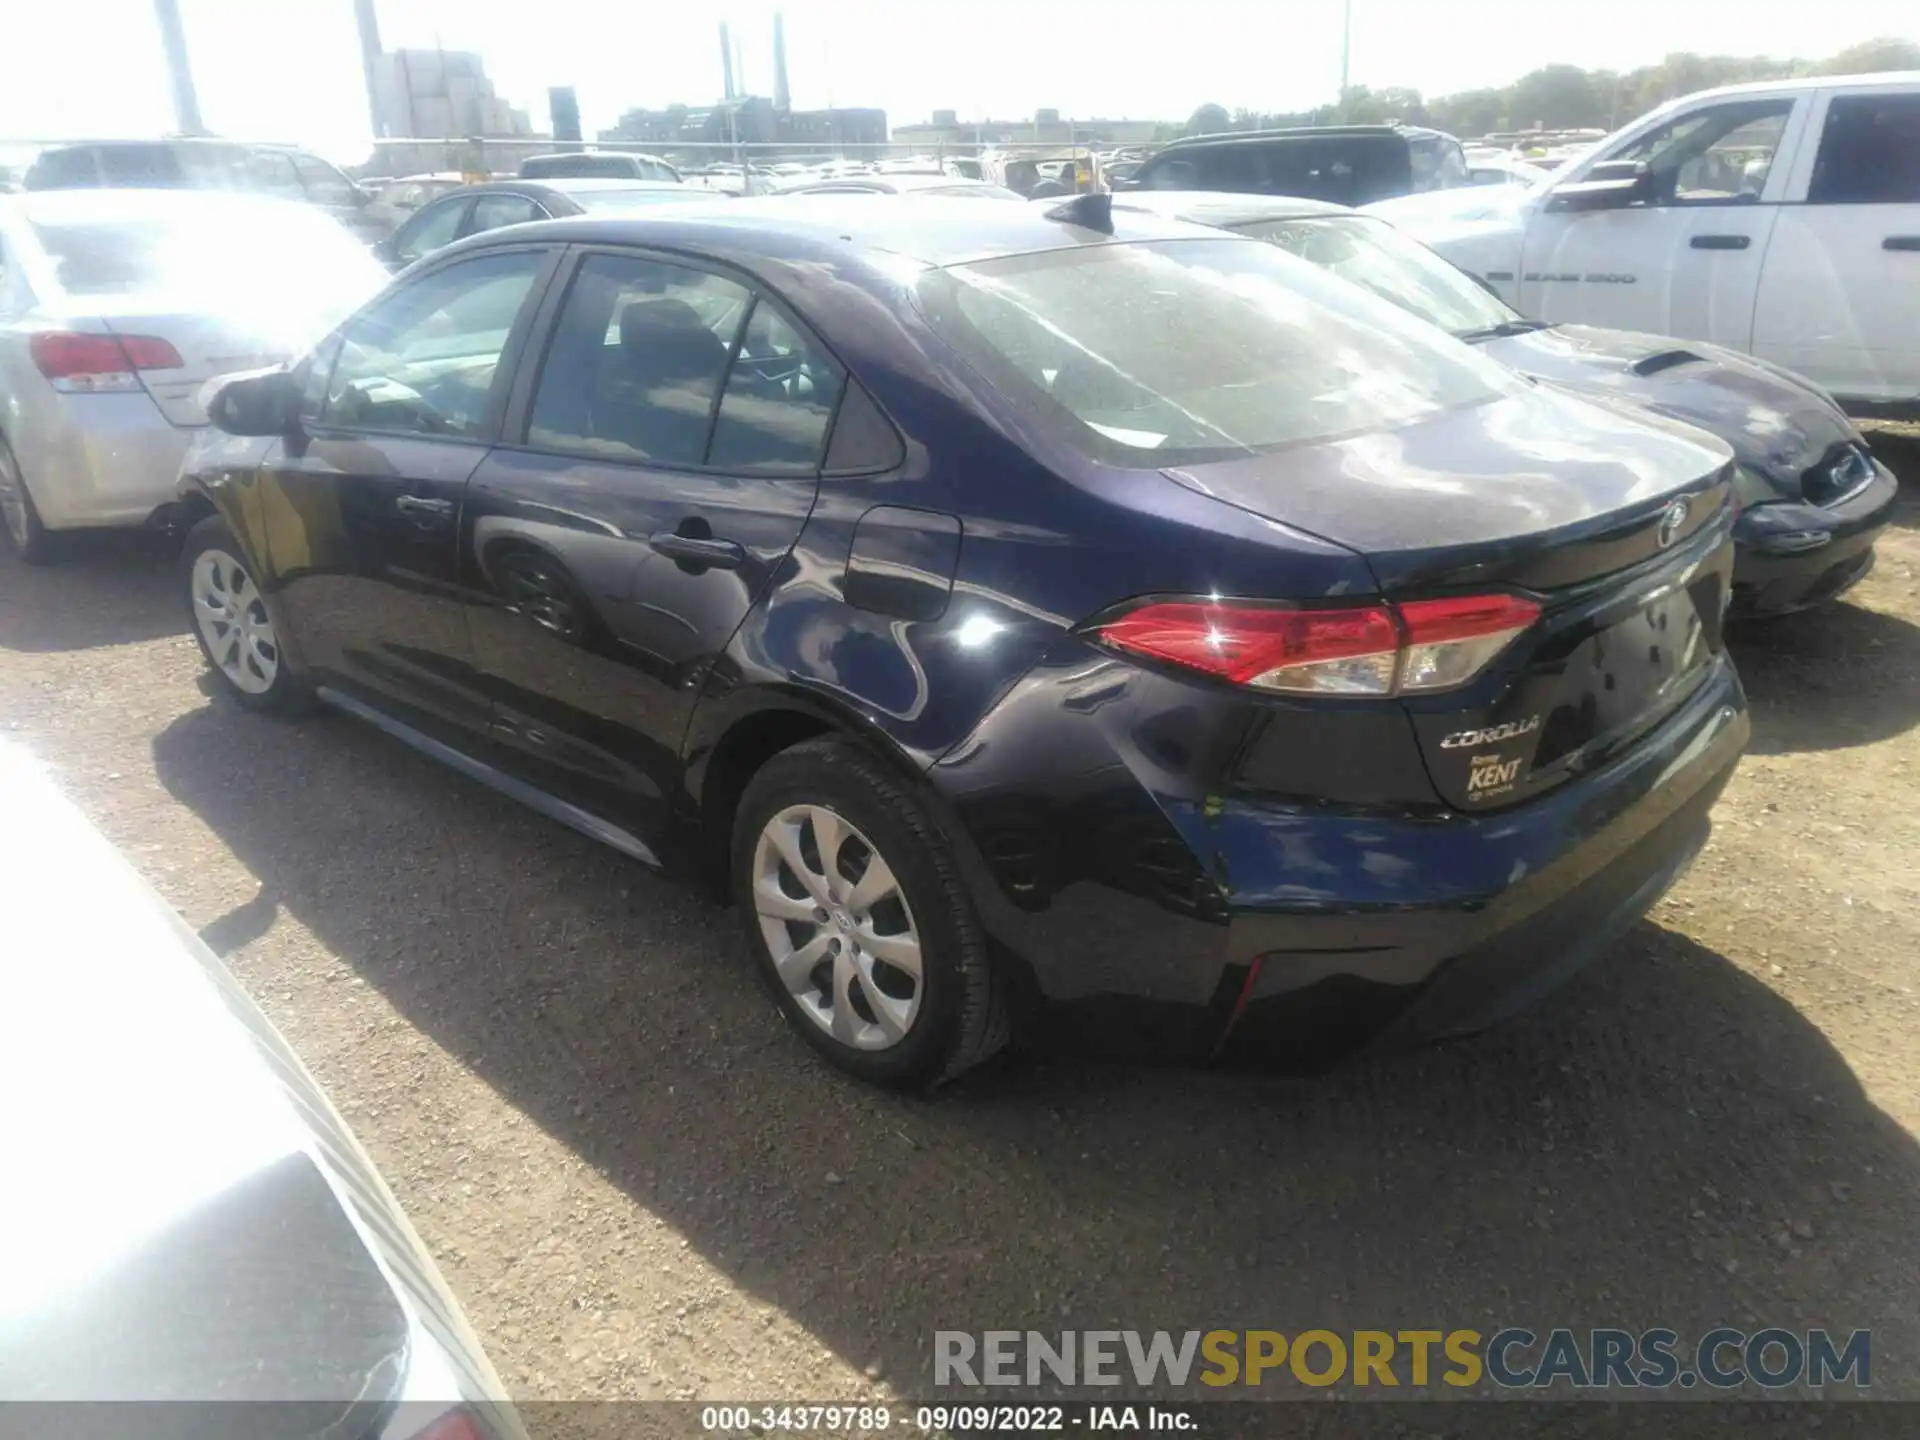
[182,515,307,715]
[732,736,1007,1088]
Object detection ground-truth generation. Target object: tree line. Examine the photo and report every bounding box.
[1177,36,1920,141]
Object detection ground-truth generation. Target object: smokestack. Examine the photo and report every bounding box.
[352,0,388,138]
[152,0,205,135]
[719,21,736,100]
[773,11,791,112]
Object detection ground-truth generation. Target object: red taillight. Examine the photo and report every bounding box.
[413,1407,488,1440]
[1091,593,1541,697]
[117,335,185,370]
[30,331,183,391]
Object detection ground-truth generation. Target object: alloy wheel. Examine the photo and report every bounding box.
[0,446,27,549]
[191,548,280,695]
[751,803,924,1051]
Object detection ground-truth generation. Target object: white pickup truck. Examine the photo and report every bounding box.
[1375,72,1920,415]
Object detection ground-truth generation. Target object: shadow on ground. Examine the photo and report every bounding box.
[151,697,1920,1402]
[1730,597,1920,756]
[0,533,183,653]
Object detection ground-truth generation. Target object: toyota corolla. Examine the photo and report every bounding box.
[176,196,1750,1085]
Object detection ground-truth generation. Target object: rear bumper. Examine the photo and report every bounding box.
[12,391,195,531]
[1729,459,1899,616]
[939,653,1748,1068]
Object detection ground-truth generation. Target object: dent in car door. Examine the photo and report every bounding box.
[258,246,555,741]
[1519,95,1803,346]
[1751,86,1920,403]
[462,249,838,845]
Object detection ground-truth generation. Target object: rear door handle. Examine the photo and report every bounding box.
[649,531,747,569]
[1884,235,1920,252]
[395,494,455,526]
[1690,234,1751,250]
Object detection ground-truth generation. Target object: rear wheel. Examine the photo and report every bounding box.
[182,515,307,715]
[732,736,1006,1088]
[0,435,56,564]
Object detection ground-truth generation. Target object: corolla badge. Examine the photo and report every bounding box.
[1439,715,1542,749]
[1656,498,1690,549]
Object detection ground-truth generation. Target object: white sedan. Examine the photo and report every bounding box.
[0,189,386,561]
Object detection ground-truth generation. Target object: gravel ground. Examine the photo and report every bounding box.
[2,439,1917,1408]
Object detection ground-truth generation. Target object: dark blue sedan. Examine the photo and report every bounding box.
[176,195,1750,1085]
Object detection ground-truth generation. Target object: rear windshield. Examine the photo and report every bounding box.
[570,187,696,211]
[26,204,382,301]
[1140,138,1413,205]
[916,238,1511,466]
[522,155,634,179]
[1232,215,1516,337]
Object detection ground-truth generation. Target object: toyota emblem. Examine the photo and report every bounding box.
[1656,498,1690,549]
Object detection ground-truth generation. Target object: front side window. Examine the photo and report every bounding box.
[708,301,844,472]
[468,194,543,234]
[917,237,1512,467]
[293,154,357,207]
[1605,99,1794,204]
[1809,93,1920,204]
[393,197,470,264]
[1236,216,1517,337]
[525,253,752,465]
[321,249,545,438]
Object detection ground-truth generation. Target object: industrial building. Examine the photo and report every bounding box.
[892,109,1161,148]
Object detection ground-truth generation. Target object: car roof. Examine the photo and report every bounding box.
[442,192,1241,272]
[1106,190,1356,226]
[1162,123,1455,150]
[1660,69,1920,104]
[779,174,998,194]
[427,177,694,203]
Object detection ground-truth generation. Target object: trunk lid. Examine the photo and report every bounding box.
[1165,386,1738,811]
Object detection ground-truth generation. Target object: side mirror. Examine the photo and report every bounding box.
[206,369,301,437]
[371,236,400,268]
[1546,159,1652,212]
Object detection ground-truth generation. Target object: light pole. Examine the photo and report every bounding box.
[153,0,204,136]
[1338,0,1353,121]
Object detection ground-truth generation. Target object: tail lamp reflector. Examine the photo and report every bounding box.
[30,332,184,393]
[1092,593,1540,696]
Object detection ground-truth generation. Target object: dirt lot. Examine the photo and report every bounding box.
[2,439,1918,1408]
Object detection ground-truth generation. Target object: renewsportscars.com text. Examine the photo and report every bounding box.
[934,1328,1870,1391]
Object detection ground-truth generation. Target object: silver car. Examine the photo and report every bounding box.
[0,737,524,1435]
[0,189,386,562]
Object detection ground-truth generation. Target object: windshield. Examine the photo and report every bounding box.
[917,237,1513,467]
[1233,215,1518,338]
[26,200,385,304]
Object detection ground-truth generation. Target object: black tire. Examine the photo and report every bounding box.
[731,735,1007,1088]
[181,514,310,716]
[0,434,58,565]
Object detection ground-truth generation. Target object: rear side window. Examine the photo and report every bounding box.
[393,196,470,264]
[468,194,543,233]
[707,302,843,472]
[293,154,357,206]
[525,253,752,465]
[917,237,1511,468]
[1809,94,1920,204]
[23,149,102,189]
[246,151,305,200]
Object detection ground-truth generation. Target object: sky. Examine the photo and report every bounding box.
[4,0,1917,165]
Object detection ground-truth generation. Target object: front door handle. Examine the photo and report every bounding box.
[1884,235,1920,252]
[649,531,746,570]
[395,494,455,527]
[1690,234,1751,250]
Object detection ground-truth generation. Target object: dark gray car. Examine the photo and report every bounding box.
[1112,190,1901,616]
[0,738,522,1436]
[378,177,703,269]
